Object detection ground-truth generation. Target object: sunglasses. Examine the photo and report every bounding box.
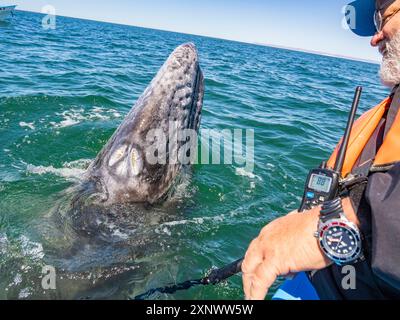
[374,7,400,32]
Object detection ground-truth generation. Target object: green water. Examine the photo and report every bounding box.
[0,11,389,299]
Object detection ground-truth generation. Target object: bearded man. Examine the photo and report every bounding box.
[241,0,400,300]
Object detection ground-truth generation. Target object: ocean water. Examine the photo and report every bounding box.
[0,11,389,300]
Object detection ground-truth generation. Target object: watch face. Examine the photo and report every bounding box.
[319,220,362,265]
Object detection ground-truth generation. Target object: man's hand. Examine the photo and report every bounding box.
[241,197,357,300]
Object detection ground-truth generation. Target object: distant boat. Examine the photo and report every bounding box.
[0,5,16,21]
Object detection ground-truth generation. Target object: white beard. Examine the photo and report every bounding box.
[380,31,400,88]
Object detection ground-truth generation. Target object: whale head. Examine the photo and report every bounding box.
[85,43,204,205]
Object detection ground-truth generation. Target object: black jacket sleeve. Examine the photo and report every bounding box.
[364,162,400,296]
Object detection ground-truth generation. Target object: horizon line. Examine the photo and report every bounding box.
[18,8,380,65]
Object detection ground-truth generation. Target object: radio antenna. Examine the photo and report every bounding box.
[334,86,362,175]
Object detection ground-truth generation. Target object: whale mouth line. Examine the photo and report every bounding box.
[187,63,202,130]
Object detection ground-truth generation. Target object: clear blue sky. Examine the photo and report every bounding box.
[11,0,381,62]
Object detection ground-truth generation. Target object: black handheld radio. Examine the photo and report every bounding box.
[298,86,362,212]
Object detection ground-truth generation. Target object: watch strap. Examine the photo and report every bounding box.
[320,198,343,223]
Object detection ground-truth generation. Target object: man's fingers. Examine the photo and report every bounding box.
[242,239,263,299]
[242,272,252,299]
[249,260,278,300]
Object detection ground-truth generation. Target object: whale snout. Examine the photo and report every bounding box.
[163,43,200,80]
[173,42,198,56]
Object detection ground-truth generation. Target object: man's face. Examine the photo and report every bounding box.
[371,13,400,87]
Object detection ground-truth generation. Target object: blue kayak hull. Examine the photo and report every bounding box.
[272,272,320,300]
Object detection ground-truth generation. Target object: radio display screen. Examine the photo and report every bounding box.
[308,174,332,193]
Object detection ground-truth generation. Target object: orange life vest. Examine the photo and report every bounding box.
[326,97,400,177]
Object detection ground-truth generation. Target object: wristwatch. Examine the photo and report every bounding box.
[314,198,363,266]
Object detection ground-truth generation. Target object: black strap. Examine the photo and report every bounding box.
[384,85,400,139]
[133,258,243,299]
[351,118,386,178]
[320,198,343,223]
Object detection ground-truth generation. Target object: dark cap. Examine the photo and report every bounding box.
[346,0,400,36]
[345,0,376,36]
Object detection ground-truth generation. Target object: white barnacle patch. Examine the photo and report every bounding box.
[108,145,127,167]
[174,86,192,109]
[183,96,192,108]
[130,148,143,176]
